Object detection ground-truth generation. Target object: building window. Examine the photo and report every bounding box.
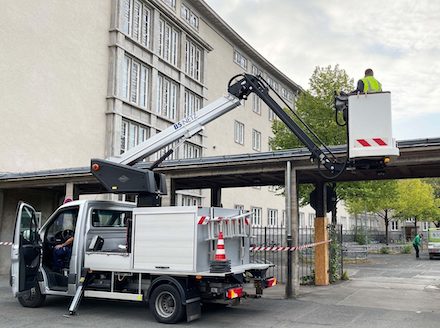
[252,129,261,151]
[390,220,399,231]
[340,216,348,228]
[282,210,286,227]
[233,50,247,70]
[234,204,244,211]
[268,109,275,121]
[185,39,202,81]
[268,185,276,192]
[156,75,178,120]
[184,90,201,117]
[122,0,151,48]
[120,119,149,154]
[181,195,201,206]
[183,143,202,159]
[299,211,305,228]
[181,4,199,29]
[154,141,177,160]
[422,221,429,231]
[234,121,244,145]
[308,213,315,227]
[122,55,150,108]
[252,65,262,77]
[161,0,176,9]
[159,18,179,66]
[252,94,261,114]
[251,207,262,226]
[268,209,278,226]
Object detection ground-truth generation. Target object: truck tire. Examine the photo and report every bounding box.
[149,284,185,324]
[18,285,46,308]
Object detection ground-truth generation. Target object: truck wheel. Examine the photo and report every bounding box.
[18,285,46,308]
[149,284,185,324]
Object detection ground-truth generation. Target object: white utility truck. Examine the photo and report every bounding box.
[11,74,399,323]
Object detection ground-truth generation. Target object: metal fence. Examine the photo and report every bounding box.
[250,225,343,284]
[250,226,286,283]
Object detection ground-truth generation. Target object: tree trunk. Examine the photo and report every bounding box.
[384,209,389,245]
[414,217,417,236]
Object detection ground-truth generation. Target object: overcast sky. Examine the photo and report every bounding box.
[205,0,440,141]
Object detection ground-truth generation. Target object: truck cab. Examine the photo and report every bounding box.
[11,200,135,305]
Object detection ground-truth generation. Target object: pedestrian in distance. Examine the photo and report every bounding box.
[412,233,423,259]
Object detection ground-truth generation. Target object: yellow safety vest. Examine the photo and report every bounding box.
[362,76,382,93]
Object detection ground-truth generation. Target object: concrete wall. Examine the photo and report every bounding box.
[0,0,111,172]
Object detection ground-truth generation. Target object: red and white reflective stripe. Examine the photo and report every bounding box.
[0,241,13,246]
[356,138,388,147]
[249,240,332,252]
[197,216,208,225]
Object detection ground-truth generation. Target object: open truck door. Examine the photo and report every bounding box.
[11,202,46,307]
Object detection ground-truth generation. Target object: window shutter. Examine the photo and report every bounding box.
[132,0,141,41]
[122,0,131,34]
[130,61,139,103]
[142,7,150,47]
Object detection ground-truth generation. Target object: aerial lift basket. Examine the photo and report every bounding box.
[348,92,400,159]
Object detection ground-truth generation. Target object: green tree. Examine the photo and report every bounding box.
[271,65,353,151]
[342,180,398,244]
[270,65,354,213]
[425,178,440,227]
[394,179,438,234]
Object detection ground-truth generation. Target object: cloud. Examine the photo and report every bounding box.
[205,0,440,139]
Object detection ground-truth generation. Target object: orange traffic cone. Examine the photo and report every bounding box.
[210,231,231,273]
[214,231,227,261]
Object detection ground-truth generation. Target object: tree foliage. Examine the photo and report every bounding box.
[270,65,354,205]
[394,179,438,221]
[271,64,354,151]
[342,180,398,215]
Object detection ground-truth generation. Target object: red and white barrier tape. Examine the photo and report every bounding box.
[249,239,332,252]
[0,241,13,246]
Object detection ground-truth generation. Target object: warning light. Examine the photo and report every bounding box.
[91,163,100,171]
[195,275,203,280]
[265,277,277,288]
[226,287,243,299]
[383,157,391,164]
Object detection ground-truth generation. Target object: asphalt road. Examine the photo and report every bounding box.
[1,253,440,327]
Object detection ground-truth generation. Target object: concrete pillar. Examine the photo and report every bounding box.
[314,182,329,286]
[161,177,176,206]
[210,187,221,207]
[65,183,74,201]
[285,161,300,298]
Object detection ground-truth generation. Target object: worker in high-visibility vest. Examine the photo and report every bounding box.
[354,68,382,93]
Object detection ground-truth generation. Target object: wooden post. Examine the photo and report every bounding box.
[314,182,329,286]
